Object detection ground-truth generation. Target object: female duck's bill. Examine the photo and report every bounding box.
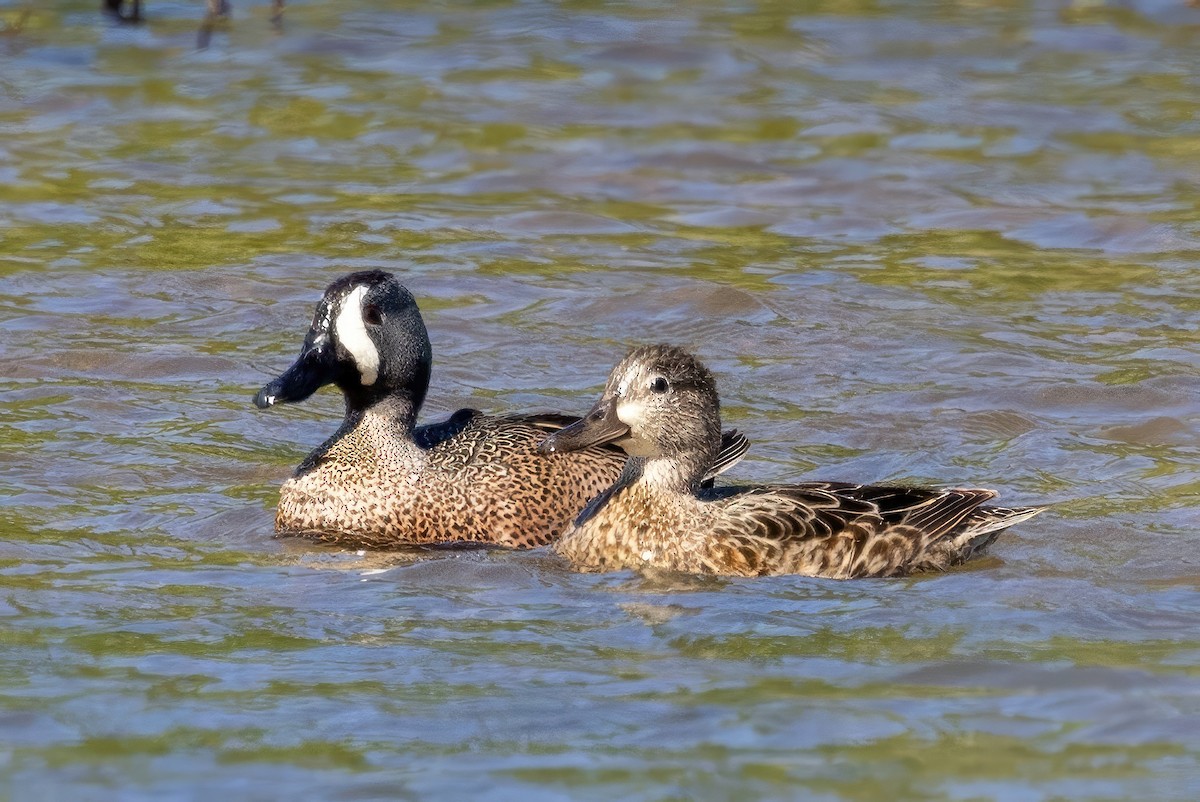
[540,394,632,454]
[538,344,1044,579]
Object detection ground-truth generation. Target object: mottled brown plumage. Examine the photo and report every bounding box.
[540,345,1043,577]
[255,274,747,549]
[274,399,627,548]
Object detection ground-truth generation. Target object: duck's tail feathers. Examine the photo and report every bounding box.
[901,488,998,540]
[963,504,1045,537]
[950,504,1045,562]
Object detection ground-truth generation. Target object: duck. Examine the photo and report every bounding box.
[253,273,749,549]
[538,344,1043,577]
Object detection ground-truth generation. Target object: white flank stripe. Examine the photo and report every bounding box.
[335,285,380,386]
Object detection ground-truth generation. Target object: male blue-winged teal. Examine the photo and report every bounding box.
[254,273,748,549]
[539,345,1043,577]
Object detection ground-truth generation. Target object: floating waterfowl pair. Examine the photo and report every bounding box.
[256,271,1042,578]
[254,271,748,550]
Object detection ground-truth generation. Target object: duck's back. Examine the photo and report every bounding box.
[277,411,626,549]
[555,480,1041,578]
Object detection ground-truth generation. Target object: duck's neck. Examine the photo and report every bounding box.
[296,394,421,476]
[634,447,712,495]
[575,447,710,528]
[345,393,420,433]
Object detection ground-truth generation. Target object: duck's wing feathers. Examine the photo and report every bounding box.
[520,412,596,432]
[792,482,998,540]
[706,484,881,543]
[414,408,482,450]
[417,410,594,451]
[699,485,883,577]
[796,481,1043,539]
[702,483,1031,578]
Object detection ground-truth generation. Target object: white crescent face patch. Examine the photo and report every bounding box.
[335,285,380,386]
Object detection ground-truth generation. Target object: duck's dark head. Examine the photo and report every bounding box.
[540,345,723,484]
[254,270,432,416]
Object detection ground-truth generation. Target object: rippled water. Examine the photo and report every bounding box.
[2,1,1198,798]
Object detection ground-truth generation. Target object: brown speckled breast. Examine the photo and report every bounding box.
[276,409,625,549]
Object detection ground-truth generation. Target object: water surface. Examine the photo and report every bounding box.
[2,1,1198,799]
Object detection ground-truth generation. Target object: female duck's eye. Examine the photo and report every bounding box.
[363,304,383,326]
[649,377,669,394]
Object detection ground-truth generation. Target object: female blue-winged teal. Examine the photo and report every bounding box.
[254,273,747,549]
[539,345,1043,577]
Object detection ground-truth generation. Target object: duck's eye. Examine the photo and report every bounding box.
[363,304,383,326]
[649,377,669,394]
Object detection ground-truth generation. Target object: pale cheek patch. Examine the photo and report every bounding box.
[616,399,643,428]
[335,285,380,386]
[616,400,657,457]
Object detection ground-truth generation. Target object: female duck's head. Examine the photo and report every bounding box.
[540,345,723,482]
[255,270,433,415]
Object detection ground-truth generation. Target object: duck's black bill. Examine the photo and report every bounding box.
[538,397,629,455]
[254,345,333,409]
